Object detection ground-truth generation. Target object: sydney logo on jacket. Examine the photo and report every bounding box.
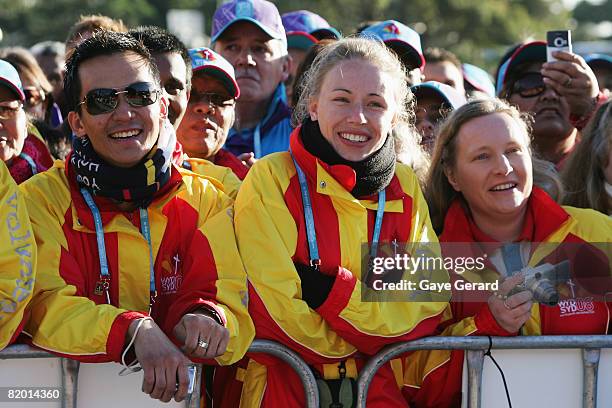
[558,297,595,317]
[160,253,183,295]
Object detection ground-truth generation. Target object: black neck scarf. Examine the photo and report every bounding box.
[71,120,176,207]
[301,118,396,198]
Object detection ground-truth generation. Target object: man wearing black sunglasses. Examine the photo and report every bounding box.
[19,30,253,403]
[496,41,607,168]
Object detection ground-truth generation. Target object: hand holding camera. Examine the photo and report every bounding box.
[488,273,533,333]
[541,30,600,117]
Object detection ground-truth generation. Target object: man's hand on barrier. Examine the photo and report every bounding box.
[488,273,533,333]
[129,319,192,403]
[173,312,230,359]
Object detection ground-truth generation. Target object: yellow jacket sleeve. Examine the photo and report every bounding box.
[20,167,145,362]
[163,174,254,365]
[0,161,35,349]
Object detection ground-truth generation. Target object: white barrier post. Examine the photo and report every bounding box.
[60,358,79,408]
[583,348,601,408]
[466,350,484,408]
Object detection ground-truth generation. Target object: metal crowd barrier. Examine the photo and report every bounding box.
[247,340,319,407]
[0,343,202,408]
[356,335,612,408]
[0,340,319,408]
[5,336,612,408]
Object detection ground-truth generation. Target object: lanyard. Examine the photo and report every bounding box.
[19,152,37,175]
[80,189,156,307]
[370,190,386,258]
[253,123,262,159]
[290,153,386,268]
[139,207,156,298]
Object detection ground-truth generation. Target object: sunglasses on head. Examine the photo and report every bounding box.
[23,87,46,107]
[510,72,546,98]
[78,82,160,115]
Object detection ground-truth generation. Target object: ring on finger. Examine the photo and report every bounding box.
[197,340,209,350]
[503,298,512,310]
[564,76,573,87]
[494,291,508,300]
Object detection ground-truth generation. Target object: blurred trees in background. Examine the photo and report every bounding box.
[0,0,608,69]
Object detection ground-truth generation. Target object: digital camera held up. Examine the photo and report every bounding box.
[509,260,571,306]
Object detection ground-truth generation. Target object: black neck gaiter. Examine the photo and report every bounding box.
[301,118,396,197]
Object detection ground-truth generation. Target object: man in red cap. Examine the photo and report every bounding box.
[496,41,608,168]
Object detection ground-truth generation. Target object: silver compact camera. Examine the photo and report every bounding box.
[509,260,571,306]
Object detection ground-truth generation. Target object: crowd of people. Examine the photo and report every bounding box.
[1,0,611,406]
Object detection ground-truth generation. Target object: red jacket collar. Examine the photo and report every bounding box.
[290,126,356,191]
[289,126,405,200]
[214,148,249,180]
[440,187,570,243]
[65,153,183,229]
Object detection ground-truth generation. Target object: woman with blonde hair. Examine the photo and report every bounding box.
[562,100,612,215]
[233,37,448,407]
[403,98,611,407]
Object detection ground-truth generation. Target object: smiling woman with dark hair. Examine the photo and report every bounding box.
[403,98,612,408]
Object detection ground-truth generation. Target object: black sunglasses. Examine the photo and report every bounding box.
[510,73,546,98]
[189,91,235,109]
[78,82,160,115]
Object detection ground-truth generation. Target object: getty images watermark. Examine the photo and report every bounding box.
[360,242,612,303]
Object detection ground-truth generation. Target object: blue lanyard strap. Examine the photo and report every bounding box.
[370,189,386,258]
[19,152,38,175]
[80,188,156,305]
[291,154,320,268]
[139,208,156,297]
[290,153,386,267]
[253,123,262,159]
[81,188,110,279]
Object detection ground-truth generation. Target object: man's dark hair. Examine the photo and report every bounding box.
[128,26,192,88]
[424,47,462,69]
[64,30,160,113]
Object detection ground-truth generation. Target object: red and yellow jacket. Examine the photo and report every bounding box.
[182,156,242,200]
[0,160,35,349]
[403,188,612,408]
[19,159,254,365]
[213,149,249,181]
[232,127,448,407]
[8,130,53,185]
